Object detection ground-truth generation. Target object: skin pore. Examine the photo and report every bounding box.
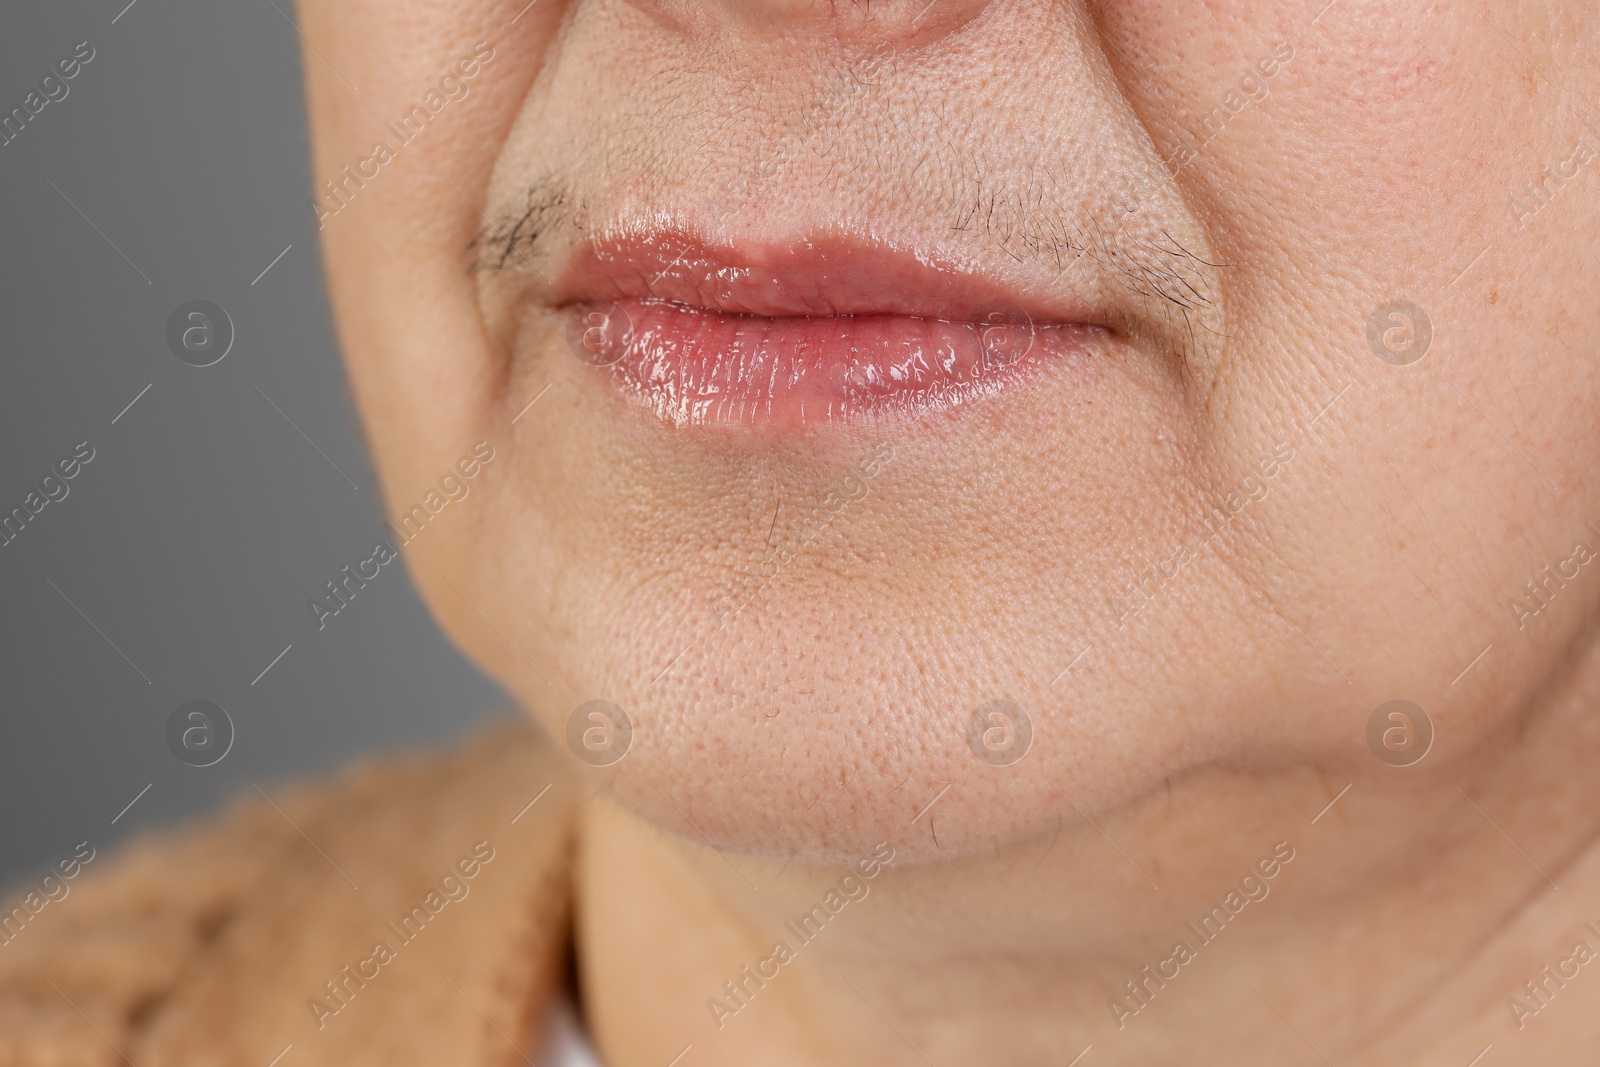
[298,0,1600,1063]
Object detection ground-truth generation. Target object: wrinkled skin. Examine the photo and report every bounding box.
[300,1,1600,1063]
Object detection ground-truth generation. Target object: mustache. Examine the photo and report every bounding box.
[470,161,1225,370]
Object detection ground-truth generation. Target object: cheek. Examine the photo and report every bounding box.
[1090,0,1600,745]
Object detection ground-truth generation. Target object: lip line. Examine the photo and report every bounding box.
[551,230,1104,327]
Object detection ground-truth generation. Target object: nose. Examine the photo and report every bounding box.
[626,0,996,44]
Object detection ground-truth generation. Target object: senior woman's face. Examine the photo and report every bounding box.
[302,0,1600,877]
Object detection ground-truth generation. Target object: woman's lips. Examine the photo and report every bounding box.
[554,235,1106,428]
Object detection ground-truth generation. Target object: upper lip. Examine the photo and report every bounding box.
[551,230,1104,326]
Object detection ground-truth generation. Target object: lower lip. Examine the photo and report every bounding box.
[565,298,1101,428]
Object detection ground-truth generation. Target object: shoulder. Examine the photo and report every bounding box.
[0,716,579,1067]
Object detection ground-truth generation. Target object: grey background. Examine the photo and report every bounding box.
[0,1,508,888]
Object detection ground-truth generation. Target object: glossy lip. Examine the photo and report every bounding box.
[552,233,1110,429]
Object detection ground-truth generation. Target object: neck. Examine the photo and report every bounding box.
[577,650,1600,1066]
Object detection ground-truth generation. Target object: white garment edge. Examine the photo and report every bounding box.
[537,993,604,1067]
